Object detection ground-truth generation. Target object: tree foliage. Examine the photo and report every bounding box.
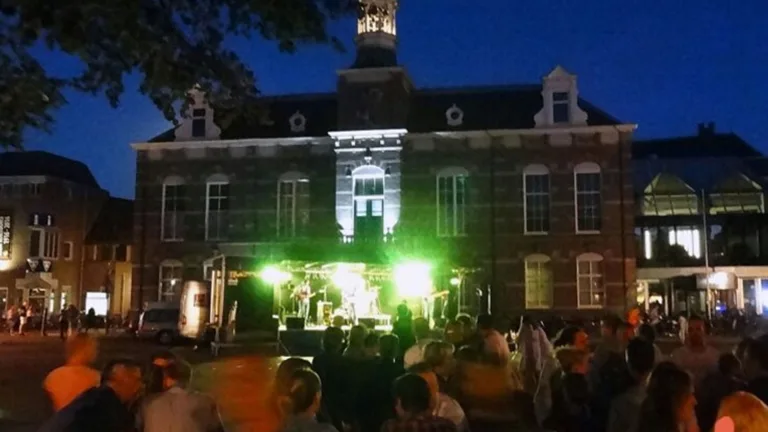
[0,0,355,148]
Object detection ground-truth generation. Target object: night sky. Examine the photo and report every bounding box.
[21,0,768,199]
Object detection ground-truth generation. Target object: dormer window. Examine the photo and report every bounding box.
[191,108,206,138]
[552,92,570,123]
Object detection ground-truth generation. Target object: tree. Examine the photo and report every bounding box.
[0,0,356,148]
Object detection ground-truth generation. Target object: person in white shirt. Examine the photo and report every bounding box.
[671,314,720,388]
[410,363,468,431]
[404,317,434,369]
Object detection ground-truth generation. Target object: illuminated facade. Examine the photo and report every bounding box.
[132,0,636,314]
[634,124,768,315]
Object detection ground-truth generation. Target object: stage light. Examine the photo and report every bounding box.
[450,277,460,286]
[260,266,290,285]
[394,261,432,298]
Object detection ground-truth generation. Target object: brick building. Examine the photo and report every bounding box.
[0,151,132,316]
[131,0,635,316]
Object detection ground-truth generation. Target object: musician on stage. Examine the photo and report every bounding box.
[294,281,312,324]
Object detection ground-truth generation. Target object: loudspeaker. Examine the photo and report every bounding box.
[358,317,376,330]
[285,316,305,330]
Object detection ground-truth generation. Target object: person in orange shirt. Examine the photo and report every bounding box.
[43,333,100,411]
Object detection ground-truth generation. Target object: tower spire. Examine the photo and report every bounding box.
[354,0,398,68]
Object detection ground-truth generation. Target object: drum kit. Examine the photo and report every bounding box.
[328,285,381,326]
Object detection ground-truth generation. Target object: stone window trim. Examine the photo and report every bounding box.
[158,259,183,302]
[277,171,310,238]
[161,176,186,242]
[573,162,602,234]
[62,241,74,261]
[576,252,605,309]
[205,174,230,241]
[523,164,550,235]
[436,166,469,237]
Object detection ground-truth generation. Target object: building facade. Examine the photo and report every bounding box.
[634,124,768,316]
[132,0,636,316]
[0,151,132,316]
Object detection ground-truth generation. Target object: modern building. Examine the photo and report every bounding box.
[0,151,132,316]
[131,0,636,318]
[634,123,768,316]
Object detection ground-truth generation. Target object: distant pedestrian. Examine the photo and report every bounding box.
[59,312,69,340]
[18,302,28,335]
[86,307,96,333]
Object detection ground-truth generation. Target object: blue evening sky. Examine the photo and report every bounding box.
[20,0,768,198]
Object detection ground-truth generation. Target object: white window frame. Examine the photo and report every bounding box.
[277,171,310,238]
[576,253,605,309]
[574,162,602,234]
[525,254,553,309]
[191,108,207,138]
[523,164,550,234]
[161,176,185,242]
[29,228,59,260]
[436,167,469,237]
[205,174,229,241]
[62,241,74,261]
[158,260,183,302]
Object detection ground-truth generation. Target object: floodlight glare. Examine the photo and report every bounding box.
[450,277,461,286]
[260,266,290,285]
[393,261,432,298]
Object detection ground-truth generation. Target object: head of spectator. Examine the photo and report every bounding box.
[743,337,768,380]
[626,337,655,381]
[553,325,589,350]
[147,350,176,395]
[455,345,480,364]
[282,369,324,418]
[412,317,430,342]
[364,332,380,357]
[600,315,622,340]
[396,303,411,320]
[636,323,657,344]
[476,314,494,336]
[379,334,400,361]
[393,374,432,419]
[456,314,475,340]
[65,333,97,366]
[101,359,143,405]
[424,341,455,380]
[719,353,742,379]
[443,320,463,346]
[408,363,439,410]
[640,362,696,432]
[346,325,367,351]
[321,326,345,355]
[159,362,184,391]
[715,391,768,432]
[686,314,707,348]
[555,346,590,375]
[274,357,312,399]
[331,315,345,328]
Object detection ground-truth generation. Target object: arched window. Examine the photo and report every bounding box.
[576,253,604,308]
[525,254,553,308]
[574,162,602,233]
[205,174,229,241]
[437,167,468,237]
[158,259,183,302]
[523,164,550,234]
[277,171,310,238]
[161,176,186,241]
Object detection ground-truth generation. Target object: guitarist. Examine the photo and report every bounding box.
[294,281,313,324]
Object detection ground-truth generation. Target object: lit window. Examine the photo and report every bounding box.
[553,92,570,123]
[191,108,206,138]
[161,177,186,241]
[523,165,550,234]
[574,162,602,232]
[159,261,183,302]
[525,255,553,308]
[437,167,468,237]
[668,227,702,258]
[206,176,229,241]
[0,214,11,260]
[277,172,310,238]
[29,229,59,259]
[577,253,604,308]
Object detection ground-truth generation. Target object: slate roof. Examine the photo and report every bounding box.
[0,151,100,188]
[633,133,766,193]
[86,197,133,244]
[147,85,621,142]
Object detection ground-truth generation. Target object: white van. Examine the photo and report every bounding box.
[137,302,180,345]
[179,281,210,340]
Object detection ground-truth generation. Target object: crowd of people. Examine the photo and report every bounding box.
[32,307,768,432]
